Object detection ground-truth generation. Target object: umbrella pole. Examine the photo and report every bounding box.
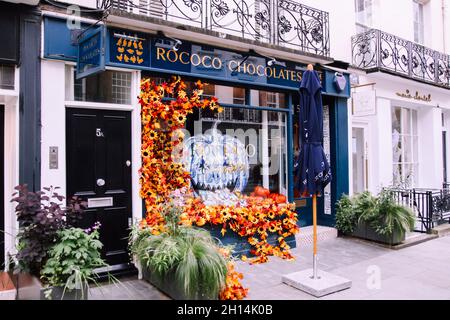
[312,193,319,279]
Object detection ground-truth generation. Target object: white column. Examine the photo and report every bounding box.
[373,98,393,192]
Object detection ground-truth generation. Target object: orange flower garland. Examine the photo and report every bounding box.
[139,76,299,300]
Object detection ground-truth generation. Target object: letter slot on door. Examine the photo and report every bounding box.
[88,197,114,208]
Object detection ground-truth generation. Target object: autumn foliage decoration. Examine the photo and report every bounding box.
[139,76,220,207]
[138,76,299,299]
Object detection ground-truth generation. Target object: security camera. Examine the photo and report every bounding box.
[172,39,182,51]
[267,58,277,66]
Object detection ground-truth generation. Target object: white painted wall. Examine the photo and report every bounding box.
[41,60,67,197]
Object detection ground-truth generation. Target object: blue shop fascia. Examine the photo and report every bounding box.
[44,16,350,250]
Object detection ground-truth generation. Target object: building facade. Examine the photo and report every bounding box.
[0,0,41,269]
[349,0,450,232]
[31,0,353,271]
[2,0,448,271]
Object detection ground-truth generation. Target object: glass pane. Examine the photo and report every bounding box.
[392,131,402,163]
[74,70,132,104]
[401,108,411,134]
[252,89,287,108]
[412,109,418,135]
[413,135,419,164]
[392,107,401,134]
[0,64,15,90]
[233,87,245,105]
[404,164,414,187]
[403,135,413,163]
[393,164,402,186]
[183,107,288,198]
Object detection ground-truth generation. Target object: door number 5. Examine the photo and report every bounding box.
[96,128,105,137]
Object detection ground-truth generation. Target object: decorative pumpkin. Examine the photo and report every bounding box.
[254,186,270,198]
[183,121,249,205]
[275,194,287,204]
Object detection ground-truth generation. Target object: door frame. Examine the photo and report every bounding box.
[351,120,370,195]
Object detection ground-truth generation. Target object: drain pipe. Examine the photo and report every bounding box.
[443,0,448,53]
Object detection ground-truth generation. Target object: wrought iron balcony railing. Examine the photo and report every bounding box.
[97,0,330,57]
[352,29,450,89]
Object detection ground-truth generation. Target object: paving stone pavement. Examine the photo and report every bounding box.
[89,235,450,300]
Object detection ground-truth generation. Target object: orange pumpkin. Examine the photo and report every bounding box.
[254,186,269,198]
[275,194,287,204]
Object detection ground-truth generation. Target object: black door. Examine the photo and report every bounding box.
[0,105,4,268]
[66,108,132,267]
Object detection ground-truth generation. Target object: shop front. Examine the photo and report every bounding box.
[1,1,41,269]
[42,16,350,268]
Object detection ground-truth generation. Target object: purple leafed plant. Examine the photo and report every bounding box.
[11,184,87,276]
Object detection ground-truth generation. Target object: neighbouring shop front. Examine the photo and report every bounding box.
[42,16,350,269]
[1,2,40,269]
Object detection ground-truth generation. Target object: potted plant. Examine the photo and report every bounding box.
[335,190,415,245]
[10,184,86,299]
[366,190,415,245]
[130,203,228,300]
[40,224,107,300]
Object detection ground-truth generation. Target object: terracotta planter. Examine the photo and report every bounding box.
[0,272,16,300]
[142,266,218,300]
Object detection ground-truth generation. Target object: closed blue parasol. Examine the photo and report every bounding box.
[296,67,331,196]
[295,64,331,279]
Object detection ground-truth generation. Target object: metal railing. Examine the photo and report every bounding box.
[352,29,450,89]
[388,186,450,233]
[97,0,330,57]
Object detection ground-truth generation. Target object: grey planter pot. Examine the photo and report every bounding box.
[142,266,218,300]
[351,221,405,245]
[15,273,89,300]
[40,285,89,300]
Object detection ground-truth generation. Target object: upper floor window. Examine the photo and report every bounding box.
[355,0,373,33]
[0,64,15,90]
[413,0,425,44]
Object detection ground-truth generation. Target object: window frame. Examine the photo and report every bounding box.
[392,106,419,187]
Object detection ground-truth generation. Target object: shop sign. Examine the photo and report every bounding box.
[108,29,322,89]
[396,89,432,102]
[352,90,376,116]
[110,30,150,67]
[76,26,106,80]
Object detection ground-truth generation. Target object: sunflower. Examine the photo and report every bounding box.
[268,224,277,232]
[267,211,275,219]
[177,113,186,123]
[257,226,265,234]
[148,130,157,140]
[142,148,151,158]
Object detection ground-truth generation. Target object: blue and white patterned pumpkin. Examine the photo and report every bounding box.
[183,122,249,200]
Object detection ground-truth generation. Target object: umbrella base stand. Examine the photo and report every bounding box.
[282,269,352,298]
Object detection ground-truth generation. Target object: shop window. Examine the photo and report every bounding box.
[186,107,288,196]
[71,69,132,104]
[143,76,288,196]
[0,64,15,90]
[392,106,418,187]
